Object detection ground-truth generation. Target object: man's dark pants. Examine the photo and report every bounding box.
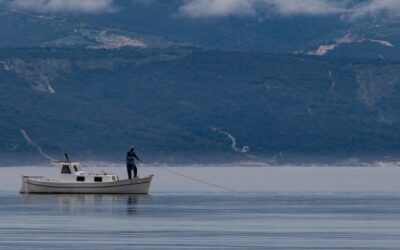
[127,163,137,179]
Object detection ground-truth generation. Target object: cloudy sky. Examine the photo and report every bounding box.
[2,0,400,19]
[179,0,400,18]
[180,0,345,17]
[5,0,115,13]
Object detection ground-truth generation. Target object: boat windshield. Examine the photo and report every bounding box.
[61,165,71,174]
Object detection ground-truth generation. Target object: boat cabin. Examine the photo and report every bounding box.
[53,162,119,183]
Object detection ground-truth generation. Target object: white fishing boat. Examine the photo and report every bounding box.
[20,159,153,194]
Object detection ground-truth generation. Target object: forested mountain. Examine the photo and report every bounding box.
[1,1,400,164]
[0,0,399,58]
[1,47,400,164]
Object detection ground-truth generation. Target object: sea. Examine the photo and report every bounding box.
[1,164,400,249]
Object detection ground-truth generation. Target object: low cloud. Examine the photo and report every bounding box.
[179,0,344,18]
[180,0,400,19]
[351,0,400,18]
[8,0,115,13]
[4,0,400,19]
[179,0,255,17]
[265,0,344,16]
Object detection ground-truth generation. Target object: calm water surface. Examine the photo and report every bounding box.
[1,192,400,249]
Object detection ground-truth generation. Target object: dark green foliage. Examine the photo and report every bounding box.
[1,48,400,163]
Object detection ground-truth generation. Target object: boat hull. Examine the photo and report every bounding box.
[20,175,153,194]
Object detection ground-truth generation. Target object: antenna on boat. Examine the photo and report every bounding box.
[64,153,70,162]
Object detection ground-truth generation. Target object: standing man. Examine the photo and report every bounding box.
[126,147,142,179]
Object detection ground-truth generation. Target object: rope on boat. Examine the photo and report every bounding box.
[151,165,243,194]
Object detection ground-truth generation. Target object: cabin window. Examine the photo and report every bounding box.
[77,176,85,182]
[73,165,78,172]
[94,177,102,182]
[61,165,71,174]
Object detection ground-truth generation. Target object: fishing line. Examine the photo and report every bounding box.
[151,165,243,194]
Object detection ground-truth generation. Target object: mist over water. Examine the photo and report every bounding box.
[4,164,400,193]
[2,165,400,249]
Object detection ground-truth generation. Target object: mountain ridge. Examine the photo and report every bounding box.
[1,47,400,164]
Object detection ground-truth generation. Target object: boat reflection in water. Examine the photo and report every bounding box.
[21,193,150,216]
